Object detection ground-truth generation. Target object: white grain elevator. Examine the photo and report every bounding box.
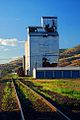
[25,17,59,76]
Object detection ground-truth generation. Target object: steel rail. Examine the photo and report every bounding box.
[18,80,71,120]
[12,80,25,120]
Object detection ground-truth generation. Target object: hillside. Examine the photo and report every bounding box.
[0,58,22,77]
[0,58,22,69]
[59,45,80,66]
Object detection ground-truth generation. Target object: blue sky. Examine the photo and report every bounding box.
[0,0,80,64]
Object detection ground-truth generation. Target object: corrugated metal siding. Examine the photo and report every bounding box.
[35,70,80,79]
[53,70,62,78]
[26,35,59,75]
[63,70,71,78]
[45,70,53,79]
[36,71,44,78]
[72,70,80,78]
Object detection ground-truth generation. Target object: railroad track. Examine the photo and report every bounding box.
[13,80,71,120]
[12,80,25,120]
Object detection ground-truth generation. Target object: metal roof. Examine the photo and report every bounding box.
[36,67,80,71]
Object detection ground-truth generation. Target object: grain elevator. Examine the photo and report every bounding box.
[25,17,59,76]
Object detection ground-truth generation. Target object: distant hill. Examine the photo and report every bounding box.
[59,45,80,66]
[59,48,67,54]
[0,58,22,69]
[0,58,22,77]
[9,58,22,66]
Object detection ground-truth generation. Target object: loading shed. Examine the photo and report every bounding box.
[33,67,80,79]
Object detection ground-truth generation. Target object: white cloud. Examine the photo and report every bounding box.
[0,38,18,46]
[0,38,25,46]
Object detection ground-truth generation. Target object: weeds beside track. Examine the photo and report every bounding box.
[14,80,70,120]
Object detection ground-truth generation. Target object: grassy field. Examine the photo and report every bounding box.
[31,79,80,100]
[1,74,80,119]
[15,80,54,112]
[0,79,22,120]
[21,79,80,119]
[0,80,19,111]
